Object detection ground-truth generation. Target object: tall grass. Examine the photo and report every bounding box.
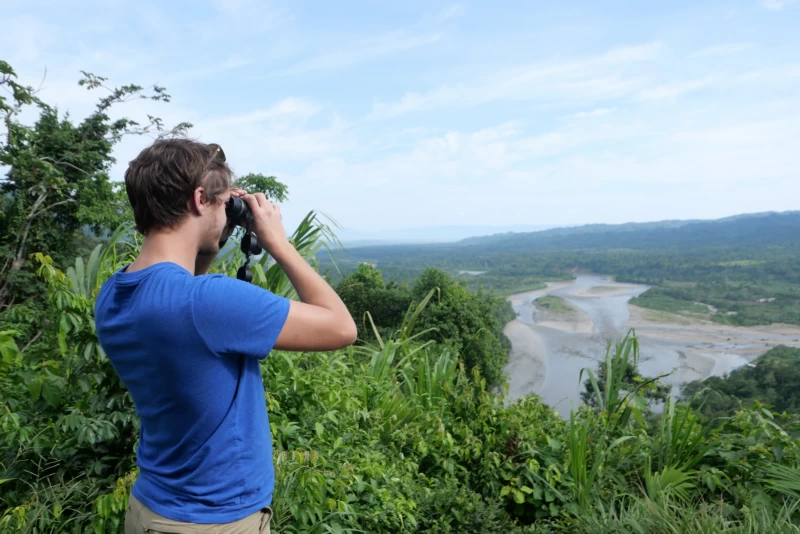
[571,495,800,534]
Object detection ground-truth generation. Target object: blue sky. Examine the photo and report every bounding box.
[4,0,800,233]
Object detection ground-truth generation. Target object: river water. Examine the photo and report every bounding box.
[504,274,800,418]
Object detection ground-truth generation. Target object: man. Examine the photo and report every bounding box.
[95,138,357,533]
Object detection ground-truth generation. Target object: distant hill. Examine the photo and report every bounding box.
[321,211,800,327]
[335,211,800,257]
[335,224,557,246]
[453,210,800,252]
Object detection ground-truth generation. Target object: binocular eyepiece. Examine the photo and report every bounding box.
[225,196,251,227]
[225,196,261,283]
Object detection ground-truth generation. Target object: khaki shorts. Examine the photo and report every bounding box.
[125,494,273,534]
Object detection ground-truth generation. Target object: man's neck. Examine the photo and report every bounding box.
[128,229,199,275]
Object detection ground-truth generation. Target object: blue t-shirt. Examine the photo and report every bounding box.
[94,262,290,524]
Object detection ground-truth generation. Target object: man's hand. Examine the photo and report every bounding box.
[236,191,357,350]
[241,192,289,255]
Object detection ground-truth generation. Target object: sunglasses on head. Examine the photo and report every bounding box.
[207,143,226,163]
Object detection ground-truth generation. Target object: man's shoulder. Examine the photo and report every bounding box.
[193,273,245,294]
[191,272,274,306]
[95,263,193,313]
[192,274,289,316]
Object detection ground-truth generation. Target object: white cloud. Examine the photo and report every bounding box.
[209,0,293,29]
[221,57,255,70]
[470,121,524,142]
[439,4,464,19]
[736,64,800,84]
[280,95,800,230]
[596,42,666,64]
[279,31,443,77]
[209,98,321,126]
[264,4,460,79]
[693,42,755,57]
[637,76,718,100]
[0,15,57,65]
[760,0,797,10]
[369,42,663,119]
[572,108,615,119]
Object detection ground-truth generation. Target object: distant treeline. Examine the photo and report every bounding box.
[321,212,800,326]
[682,345,800,420]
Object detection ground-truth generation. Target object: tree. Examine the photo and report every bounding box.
[0,62,190,314]
[236,173,289,203]
[336,263,411,341]
[412,268,510,387]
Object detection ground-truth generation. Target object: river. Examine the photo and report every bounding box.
[503,274,800,418]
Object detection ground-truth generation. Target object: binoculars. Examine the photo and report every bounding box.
[226,197,262,283]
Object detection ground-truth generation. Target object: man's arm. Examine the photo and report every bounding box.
[270,242,357,351]
[242,193,357,351]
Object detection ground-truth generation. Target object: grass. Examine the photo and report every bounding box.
[630,292,711,316]
[461,275,548,296]
[561,496,800,534]
[536,295,573,314]
[663,280,699,288]
[718,260,768,267]
[629,306,694,325]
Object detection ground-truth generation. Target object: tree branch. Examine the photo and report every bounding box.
[21,330,43,353]
[31,198,76,219]
[40,157,94,177]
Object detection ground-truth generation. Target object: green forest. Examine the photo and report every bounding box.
[682,345,800,421]
[322,212,800,327]
[3,63,800,533]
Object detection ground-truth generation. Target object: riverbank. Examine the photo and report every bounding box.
[627,304,800,376]
[503,320,547,398]
[534,295,594,334]
[503,274,800,417]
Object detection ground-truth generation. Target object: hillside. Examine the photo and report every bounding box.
[457,211,800,251]
[321,211,800,326]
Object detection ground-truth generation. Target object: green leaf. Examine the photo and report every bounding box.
[57,332,68,356]
[29,379,42,401]
[315,422,324,437]
[500,486,511,497]
[512,489,525,504]
[719,450,747,462]
[0,61,15,76]
[0,332,20,363]
[42,381,63,408]
[79,376,91,393]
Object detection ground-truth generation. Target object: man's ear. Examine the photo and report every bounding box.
[189,186,209,216]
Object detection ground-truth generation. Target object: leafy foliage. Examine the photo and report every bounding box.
[580,332,671,411]
[0,61,188,331]
[335,264,514,387]
[4,253,800,532]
